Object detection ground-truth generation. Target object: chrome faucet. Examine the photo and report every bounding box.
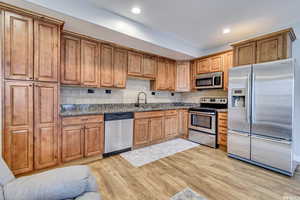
[135,92,147,107]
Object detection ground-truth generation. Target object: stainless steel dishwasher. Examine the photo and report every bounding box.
[103,112,134,157]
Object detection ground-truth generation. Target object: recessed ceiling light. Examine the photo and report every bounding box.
[131,7,141,14]
[223,28,231,34]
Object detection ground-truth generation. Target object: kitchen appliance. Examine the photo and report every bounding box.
[228,58,299,176]
[189,97,227,148]
[104,112,134,157]
[195,72,223,89]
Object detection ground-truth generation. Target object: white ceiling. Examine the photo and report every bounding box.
[86,0,300,50]
[5,0,300,59]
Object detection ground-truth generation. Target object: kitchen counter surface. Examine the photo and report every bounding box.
[216,109,228,112]
[60,103,199,117]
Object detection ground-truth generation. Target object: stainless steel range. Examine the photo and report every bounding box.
[189,97,227,148]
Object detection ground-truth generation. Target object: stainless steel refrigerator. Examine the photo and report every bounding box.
[228,58,299,176]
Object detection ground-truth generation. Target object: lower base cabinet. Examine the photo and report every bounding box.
[217,112,228,150]
[133,110,181,149]
[178,109,189,138]
[61,115,104,163]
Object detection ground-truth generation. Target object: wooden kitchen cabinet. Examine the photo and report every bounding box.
[100,44,114,87]
[210,55,223,72]
[134,118,150,148]
[61,34,81,85]
[149,117,165,144]
[232,28,295,66]
[142,55,157,79]
[176,61,190,92]
[128,51,143,77]
[217,112,228,151]
[62,125,85,162]
[113,48,128,88]
[84,122,104,157]
[196,58,210,74]
[81,39,99,87]
[233,42,256,66]
[61,115,104,163]
[151,58,176,91]
[164,110,178,139]
[178,109,189,138]
[34,82,59,169]
[223,51,233,91]
[34,20,60,82]
[4,11,34,81]
[4,81,34,175]
[167,60,176,90]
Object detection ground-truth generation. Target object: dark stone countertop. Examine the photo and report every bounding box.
[60,103,199,117]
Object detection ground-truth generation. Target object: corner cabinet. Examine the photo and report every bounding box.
[4,11,61,82]
[232,28,295,66]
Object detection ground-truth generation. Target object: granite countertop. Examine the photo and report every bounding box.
[60,103,199,117]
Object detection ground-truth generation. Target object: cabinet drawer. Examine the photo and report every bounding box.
[134,111,164,119]
[165,110,177,116]
[62,115,104,126]
[218,112,227,120]
[218,126,228,135]
[218,133,227,146]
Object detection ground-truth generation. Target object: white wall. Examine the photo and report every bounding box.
[61,78,182,104]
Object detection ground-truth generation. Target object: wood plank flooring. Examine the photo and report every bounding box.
[89,146,300,200]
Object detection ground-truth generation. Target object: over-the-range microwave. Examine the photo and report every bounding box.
[195,72,223,89]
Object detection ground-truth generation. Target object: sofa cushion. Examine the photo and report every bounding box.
[0,158,15,186]
[4,165,97,200]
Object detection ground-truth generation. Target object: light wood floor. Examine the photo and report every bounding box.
[88,146,300,200]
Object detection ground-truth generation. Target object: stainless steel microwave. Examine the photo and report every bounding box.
[195,72,223,89]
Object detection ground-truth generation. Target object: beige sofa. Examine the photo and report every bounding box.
[0,158,101,200]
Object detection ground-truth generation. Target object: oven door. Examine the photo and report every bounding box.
[189,111,216,134]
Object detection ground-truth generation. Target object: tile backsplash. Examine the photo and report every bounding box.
[61,78,228,104]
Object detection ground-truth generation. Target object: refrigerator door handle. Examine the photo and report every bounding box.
[228,130,250,137]
[251,135,292,145]
[247,73,251,123]
[252,73,256,123]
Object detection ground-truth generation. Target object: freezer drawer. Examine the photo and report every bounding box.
[251,135,292,172]
[228,130,250,159]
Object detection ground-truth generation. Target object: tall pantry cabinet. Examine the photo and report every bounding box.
[1,7,63,174]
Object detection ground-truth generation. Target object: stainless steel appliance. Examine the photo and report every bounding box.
[189,97,227,148]
[228,58,299,176]
[104,112,133,157]
[195,72,223,89]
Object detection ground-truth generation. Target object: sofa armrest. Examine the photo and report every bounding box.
[4,166,98,200]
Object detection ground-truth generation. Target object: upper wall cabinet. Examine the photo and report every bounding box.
[128,51,157,79]
[175,61,190,92]
[232,28,296,66]
[113,48,127,88]
[100,44,114,87]
[3,10,62,82]
[61,34,81,85]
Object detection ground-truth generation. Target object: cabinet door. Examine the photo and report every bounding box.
[100,44,114,87]
[178,110,188,138]
[234,42,256,66]
[61,34,81,85]
[256,35,283,63]
[128,51,143,76]
[167,60,176,91]
[196,58,210,74]
[190,61,197,91]
[34,20,59,82]
[34,82,59,169]
[81,40,99,87]
[4,81,34,175]
[176,61,190,92]
[210,55,223,72]
[155,58,168,90]
[62,125,84,162]
[149,117,164,143]
[134,119,150,148]
[223,51,233,91]
[84,122,104,157]
[4,11,34,80]
[142,55,157,79]
[113,48,127,88]
[164,114,178,138]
